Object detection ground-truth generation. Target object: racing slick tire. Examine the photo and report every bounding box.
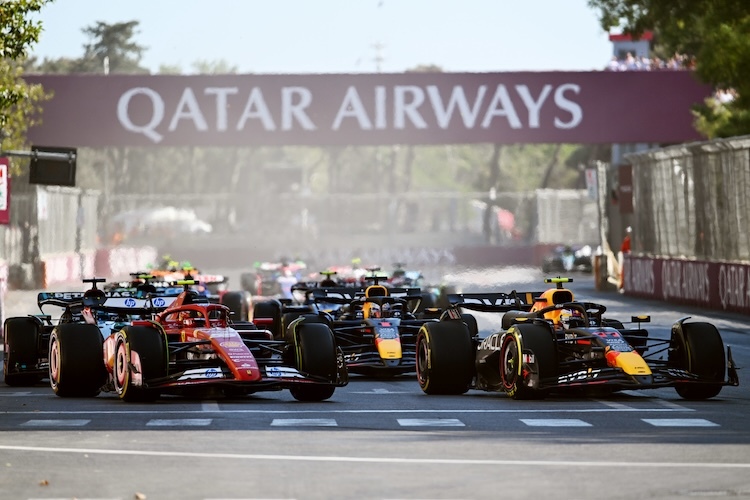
[669,322,726,400]
[239,272,256,293]
[222,291,251,322]
[3,317,43,386]
[282,312,325,344]
[416,320,475,395]
[49,324,106,398]
[114,326,168,402]
[500,324,557,400]
[289,323,338,402]
[417,292,437,314]
[461,313,479,338]
[252,300,282,339]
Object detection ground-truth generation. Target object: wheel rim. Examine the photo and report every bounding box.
[114,340,129,393]
[416,336,429,386]
[2,338,9,376]
[49,335,61,387]
[501,336,520,389]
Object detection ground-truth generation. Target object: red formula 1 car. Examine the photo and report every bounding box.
[416,278,739,400]
[45,281,347,402]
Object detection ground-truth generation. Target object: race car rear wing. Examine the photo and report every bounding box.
[310,287,362,304]
[310,286,423,305]
[91,296,177,315]
[447,291,543,312]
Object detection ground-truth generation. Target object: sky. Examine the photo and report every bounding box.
[29,0,615,74]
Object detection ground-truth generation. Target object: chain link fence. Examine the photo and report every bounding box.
[627,135,750,262]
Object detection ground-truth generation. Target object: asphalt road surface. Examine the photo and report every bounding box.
[1,266,749,500]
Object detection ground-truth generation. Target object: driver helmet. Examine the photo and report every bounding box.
[368,302,381,318]
[560,309,584,329]
[381,302,391,317]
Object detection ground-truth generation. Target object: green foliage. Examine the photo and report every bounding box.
[80,20,147,73]
[588,0,750,137]
[191,59,239,75]
[0,0,48,60]
[0,0,53,175]
[25,20,149,74]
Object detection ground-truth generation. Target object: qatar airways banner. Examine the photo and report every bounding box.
[24,71,711,148]
[623,255,750,315]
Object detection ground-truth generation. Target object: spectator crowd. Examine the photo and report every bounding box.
[605,52,694,71]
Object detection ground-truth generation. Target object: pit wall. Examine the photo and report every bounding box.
[623,254,750,315]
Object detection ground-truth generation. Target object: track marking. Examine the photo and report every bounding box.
[271,419,337,427]
[397,419,465,427]
[657,399,691,410]
[0,391,34,396]
[0,406,694,416]
[146,419,213,426]
[521,419,592,427]
[351,388,409,394]
[21,419,90,427]
[642,419,719,427]
[3,444,749,469]
[202,401,221,412]
[594,400,635,410]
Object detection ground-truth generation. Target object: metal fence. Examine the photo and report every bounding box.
[0,183,100,286]
[627,135,750,262]
[1,179,597,278]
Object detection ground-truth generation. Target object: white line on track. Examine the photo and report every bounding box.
[20,420,90,427]
[1,444,749,469]
[657,399,691,410]
[271,419,337,427]
[351,388,410,394]
[642,418,719,427]
[593,400,635,410]
[521,419,592,427]
[201,401,221,412]
[397,419,464,427]
[146,419,213,426]
[0,407,695,416]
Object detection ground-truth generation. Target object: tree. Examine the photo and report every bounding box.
[78,21,148,73]
[587,0,750,137]
[25,20,149,74]
[0,0,53,174]
[191,59,238,75]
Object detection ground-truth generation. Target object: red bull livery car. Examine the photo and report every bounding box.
[416,278,739,400]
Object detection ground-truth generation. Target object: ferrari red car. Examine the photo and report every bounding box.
[35,280,346,402]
